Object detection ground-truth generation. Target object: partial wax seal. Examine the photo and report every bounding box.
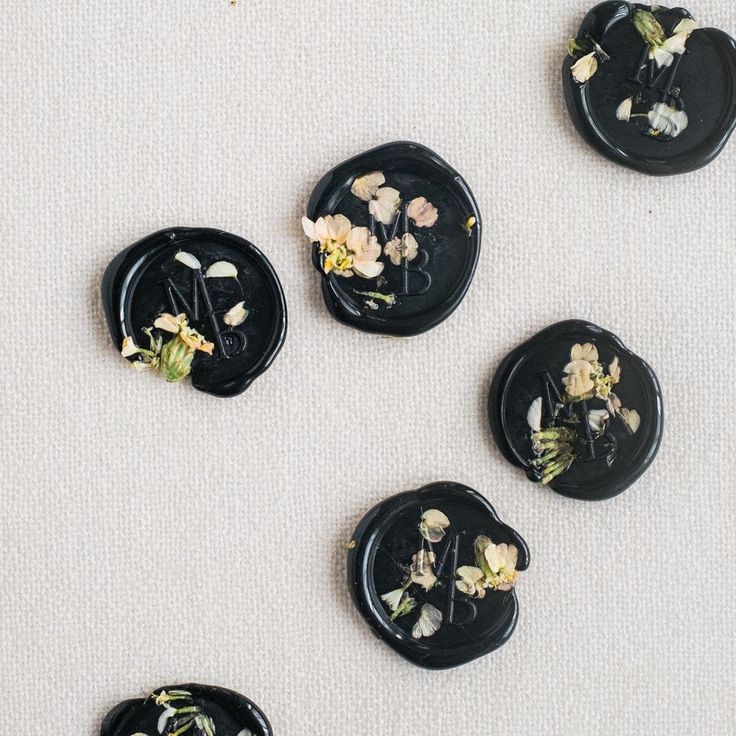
[102,227,287,397]
[347,481,529,669]
[302,142,481,336]
[100,684,272,736]
[563,2,736,174]
[489,320,663,500]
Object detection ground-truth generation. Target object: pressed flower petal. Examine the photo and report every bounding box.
[174,251,201,270]
[527,397,542,432]
[406,197,438,228]
[400,233,419,262]
[301,216,316,242]
[571,52,598,83]
[236,730,254,736]
[380,587,405,612]
[651,45,675,68]
[620,407,641,433]
[673,18,697,35]
[616,96,633,121]
[419,509,450,542]
[130,360,151,371]
[350,171,385,201]
[352,260,384,279]
[661,30,689,56]
[121,335,138,357]
[158,707,176,734]
[383,237,402,266]
[314,216,330,243]
[368,187,401,225]
[154,313,181,333]
[588,408,610,433]
[328,214,352,244]
[198,341,215,355]
[648,102,688,137]
[412,603,443,639]
[205,260,238,278]
[223,300,249,326]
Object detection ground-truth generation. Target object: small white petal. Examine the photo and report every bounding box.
[174,251,201,270]
[121,336,138,357]
[527,397,543,432]
[350,171,385,201]
[571,52,598,83]
[352,260,384,279]
[301,216,316,242]
[673,18,697,35]
[368,187,401,225]
[616,96,633,122]
[158,707,176,734]
[236,730,254,736]
[380,588,405,612]
[411,604,443,639]
[205,260,238,278]
[621,408,641,434]
[223,300,249,326]
[154,313,181,333]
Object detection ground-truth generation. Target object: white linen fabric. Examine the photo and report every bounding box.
[1,2,734,734]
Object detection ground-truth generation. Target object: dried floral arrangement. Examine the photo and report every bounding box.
[567,9,697,140]
[380,509,520,639]
[526,342,641,485]
[120,251,248,383]
[130,689,253,736]
[302,171,446,310]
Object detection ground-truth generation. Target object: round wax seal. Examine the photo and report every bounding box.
[489,320,663,501]
[563,2,736,174]
[101,684,272,736]
[302,141,481,336]
[102,227,287,397]
[347,481,529,669]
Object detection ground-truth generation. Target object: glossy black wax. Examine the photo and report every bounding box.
[102,227,287,397]
[347,482,529,670]
[307,142,481,336]
[563,2,736,175]
[101,683,272,736]
[489,320,663,501]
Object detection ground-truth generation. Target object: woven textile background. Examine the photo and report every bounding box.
[1,2,735,734]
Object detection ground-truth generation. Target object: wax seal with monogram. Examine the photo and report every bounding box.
[302,142,481,336]
[563,2,736,174]
[489,320,663,501]
[347,481,529,669]
[101,684,272,736]
[102,227,287,397]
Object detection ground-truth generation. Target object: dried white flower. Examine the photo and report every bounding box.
[648,102,688,138]
[410,549,437,591]
[205,260,238,278]
[406,196,438,228]
[153,312,184,333]
[571,343,598,362]
[419,509,450,543]
[223,300,249,326]
[158,707,176,734]
[620,407,641,434]
[380,588,405,612]
[383,233,419,266]
[350,171,385,201]
[368,187,401,225]
[455,565,486,598]
[527,397,543,432]
[412,603,443,639]
[346,226,384,279]
[571,52,598,83]
[174,251,201,270]
[121,335,138,357]
[588,408,610,434]
[616,96,633,122]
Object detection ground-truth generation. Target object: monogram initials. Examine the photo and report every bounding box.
[164,268,246,361]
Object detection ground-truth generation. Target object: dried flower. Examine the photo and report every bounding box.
[148,313,214,382]
[346,226,384,278]
[406,197,438,228]
[223,301,248,326]
[151,690,216,736]
[588,408,610,434]
[410,549,437,591]
[609,356,621,383]
[390,593,417,621]
[174,251,202,270]
[648,102,688,138]
[633,10,696,68]
[419,509,450,543]
[562,359,595,398]
[571,52,598,83]
[527,396,543,432]
[462,215,477,236]
[368,187,401,226]
[616,96,633,122]
[411,603,442,639]
[455,565,486,598]
[205,261,238,278]
[384,233,419,266]
[380,587,407,612]
[475,535,519,591]
[350,171,385,201]
[303,214,351,251]
[353,289,396,306]
[121,335,139,357]
[620,407,641,434]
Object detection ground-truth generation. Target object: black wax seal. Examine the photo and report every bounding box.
[563,2,736,175]
[347,481,529,669]
[101,684,272,736]
[489,320,663,501]
[302,141,481,336]
[102,227,287,397]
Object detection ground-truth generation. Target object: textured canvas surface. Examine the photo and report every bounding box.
[1,2,735,734]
